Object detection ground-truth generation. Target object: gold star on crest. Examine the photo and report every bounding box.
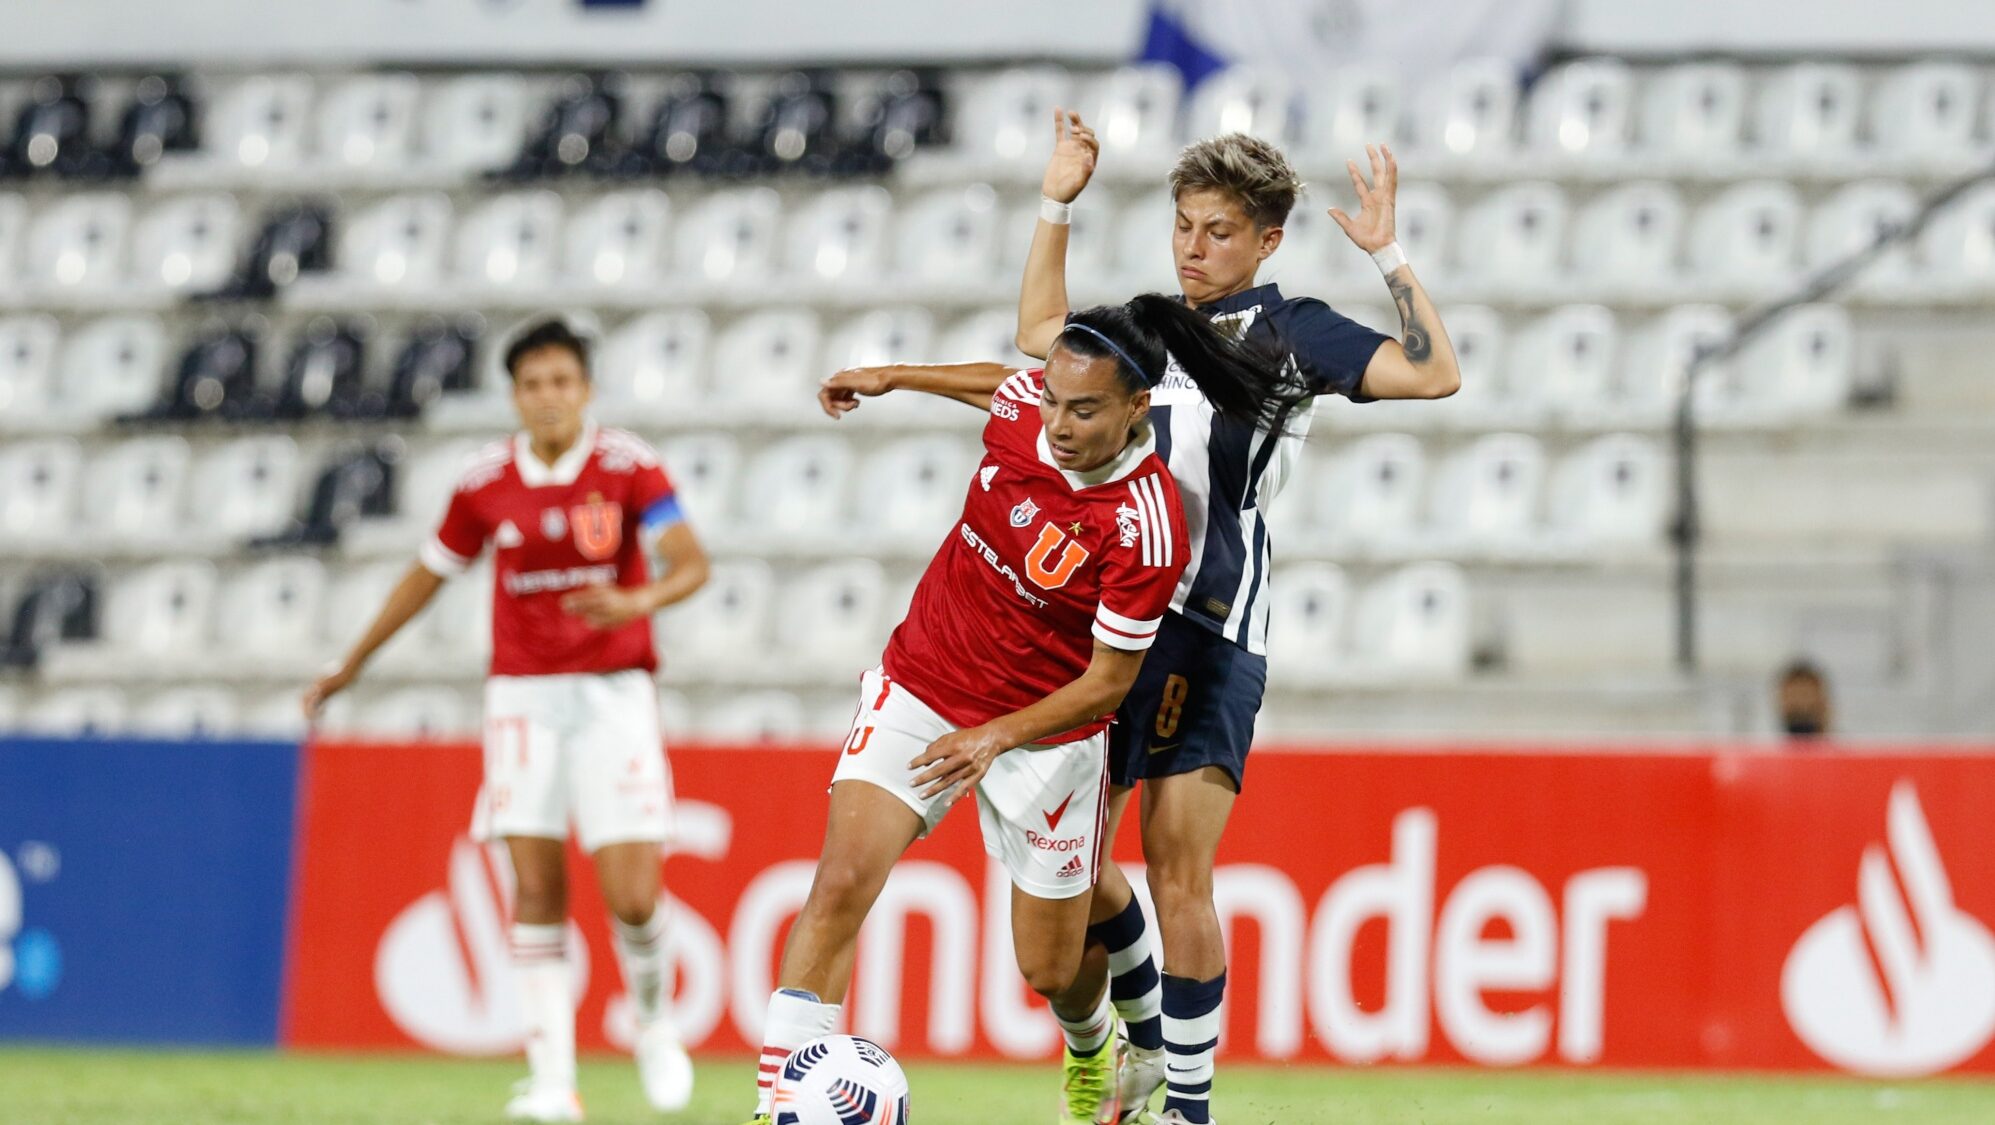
[1069,521,1085,536]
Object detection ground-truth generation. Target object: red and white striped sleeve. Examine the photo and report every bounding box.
[1092,469,1189,652]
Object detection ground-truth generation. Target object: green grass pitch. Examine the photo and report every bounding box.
[4,1048,1995,1124]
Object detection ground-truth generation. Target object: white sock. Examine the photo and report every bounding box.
[754,988,839,1115]
[613,906,670,1029]
[1054,985,1115,1059]
[512,923,575,1090]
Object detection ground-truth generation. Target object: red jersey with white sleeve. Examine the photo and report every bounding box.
[881,370,1190,744]
[420,423,685,677]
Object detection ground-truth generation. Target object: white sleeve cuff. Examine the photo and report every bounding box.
[1093,606,1162,652]
[419,538,472,578]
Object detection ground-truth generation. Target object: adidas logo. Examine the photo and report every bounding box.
[1055,855,1085,879]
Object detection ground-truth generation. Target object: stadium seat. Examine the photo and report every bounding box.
[192,436,301,541]
[0,193,24,280]
[321,561,408,653]
[28,192,130,289]
[1568,182,1683,285]
[938,307,1033,368]
[1527,59,1632,157]
[1455,182,1568,281]
[674,187,782,285]
[1511,306,1620,426]
[1632,304,1733,424]
[1547,434,1668,549]
[1264,200,1356,292]
[1302,64,1404,156]
[741,436,854,540]
[854,435,978,546]
[954,66,1071,162]
[773,559,887,665]
[658,433,741,531]
[225,557,328,657]
[207,74,315,168]
[699,690,806,743]
[1079,63,1182,158]
[130,688,241,739]
[1867,62,1978,159]
[897,184,1002,283]
[315,72,420,169]
[598,310,712,420]
[1184,66,1300,147]
[1420,305,1536,427]
[0,314,59,424]
[386,317,481,418]
[1637,62,1746,159]
[1349,561,1471,679]
[419,566,491,665]
[2,570,98,669]
[89,435,191,543]
[276,319,373,420]
[1113,190,1178,291]
[351,687,474,740]
[563,188,671,288]
[1414,58,1517,157]
[1265,563,1351,682]
[823,307,935,373]
[1428,433,1547,550]
[130,194,241,292]
[747,70,846,178]
[1728,303,1854,420]
[709,308,821,405]
[455,190,563,288]
[422,73,531,172]
[494,70,626,180]
[1918,181,1995,286]
[256,443,398,548]
[56,315,165,423]
[240,690,309,740]
[20,687,129,737]
[638,71,738,177]
[1391,183,1455,279]
[2,75,99,180]
[1804,180,1918,289]
[107,561,217,656]
[786,186,893,284]
[394,438,479,534]
[0,438,81,544]
[337,192,454,290]
[1003,195,1114,292]
[1310,432,1426,550]
[853,68,947,167]
[659,558,773,667]
[205,202,334,300]
[1752,63,1862,159]
[1687,181,1802,291]
[109,74,199,176]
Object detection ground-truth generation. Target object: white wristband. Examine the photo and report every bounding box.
[1039,196,1073,225]
[1370,241,1409,276]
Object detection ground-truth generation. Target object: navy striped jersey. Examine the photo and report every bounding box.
[1150,283,1389,655]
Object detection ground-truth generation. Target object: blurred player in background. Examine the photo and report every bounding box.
[749,297,1307,1125]
[820,116,1462,1123]
[302,318,711,1123]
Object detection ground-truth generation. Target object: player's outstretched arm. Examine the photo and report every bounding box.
[302,561,445,720]
[818,362,1012,418]
[908,641,1143,802]
[562,521,711,629]
[1015,109,1098,359]
[1330,144,1462,401]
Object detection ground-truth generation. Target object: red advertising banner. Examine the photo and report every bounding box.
[283,741,1995,1077]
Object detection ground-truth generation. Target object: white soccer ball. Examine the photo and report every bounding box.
[770,1033,911,1125]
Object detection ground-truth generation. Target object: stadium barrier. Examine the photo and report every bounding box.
[7,737,1995,1077]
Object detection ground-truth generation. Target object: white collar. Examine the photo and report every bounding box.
[515,420,596,487]
[1036,420,1156,490]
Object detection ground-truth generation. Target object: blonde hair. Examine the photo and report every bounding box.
[1168,133,1303,229]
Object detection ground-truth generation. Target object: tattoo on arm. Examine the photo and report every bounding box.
[1389,275,1433,364]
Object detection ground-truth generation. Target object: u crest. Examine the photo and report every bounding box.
[570,498,623,560]
[1024,523,1089,590]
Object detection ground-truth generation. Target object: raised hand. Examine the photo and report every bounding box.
[1328,143,1398,253]
[909,724,1008,802]
[818,366,896,419]
[1040,108,1099,205]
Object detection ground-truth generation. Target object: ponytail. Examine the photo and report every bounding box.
[1054,294,1310,433]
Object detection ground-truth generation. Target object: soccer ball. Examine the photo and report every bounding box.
[770,1033,911,1125]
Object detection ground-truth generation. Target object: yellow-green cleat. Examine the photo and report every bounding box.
[1059,1025,1123,1125]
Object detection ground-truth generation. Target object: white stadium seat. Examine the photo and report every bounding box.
[131,688,241,739]
[1638,62,1747,158]
[88,435,191,542]
[659,558,773,668]
[1185,66,1299,147]
[1391,183,1455,280]
[1311,432,1426,549]
[1548,434,1668,549]
[563,188,671,288]
[1867,62,1978,159]
[1728,303,1854,420]
[1415,58,1518,157]
[339,192,453,290]
[699,690,806,743]
[423,74,530,172]
[659,433,742,531]
[241,690,310,740]
[55,316,165,423]
[1805,180,1918,289]
[1265,563,1351,681]
[396,439,479,530]
[1569,182,1683,285]
[1511,305,1620,424]
[710,308,820,405]
[1753,64,1862,159]
[1428,433,1546,550]
[130,194,240,292]
[1421,305,1535,427]
[29,193,130,289]
[823,307,935,372]
[1350,562,1471,679]
[1113,191,1178,290]
[454,191,563,288]
[350,687,474,740]
[774,559,888,666]
[422,566,492,662]
[855,435,978,547]
[1919,182,1995,286]
[1687,181,1802,291]
[207,74,315,168]
[675,187,782,285]
[955,66,1071,162]
[0,314,59,423]
[21,688,129,738]
[0,438,81,543]
[938,308,1034,369]
[1302,64,1403,156]
[1633,304,1733,424]
[896,184,1002,283]
[786,186,893,285]
[107,561,217,656]
[1455,182,1567,280]
[1527,59,1632,158]
[741,435,854,539]
[315,73,421,169]
[598,310,711,418]
[1079,63,1182,158]
[226,557,328,657]
[1004,195,1114,292]
[193,436,300,540]
[0,193,25,282]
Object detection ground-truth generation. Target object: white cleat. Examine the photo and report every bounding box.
[635,1020,695,1111]
[504,1079,584,1122]
[1115,1041,1166,1123]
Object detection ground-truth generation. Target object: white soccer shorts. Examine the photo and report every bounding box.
[831,667,1107,901]
[473,669,673,853]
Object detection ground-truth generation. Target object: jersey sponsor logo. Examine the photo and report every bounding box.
[1024,829,1086,853]
[1042,790,1077,831]
[958,522,1048,610]
[570,496,623,561]
[1115,503,1141,548]
[541,506,567,541]
[1009,498,1039,528]
[979,464,999,491]
[1024,523,1089,591]
[991,397,1020,421]
[495,519,525,549]
[504,564,619,596]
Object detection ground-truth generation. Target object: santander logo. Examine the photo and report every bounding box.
[1780,781,1995,1076]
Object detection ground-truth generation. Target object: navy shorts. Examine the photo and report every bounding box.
[1108,612,1268,791]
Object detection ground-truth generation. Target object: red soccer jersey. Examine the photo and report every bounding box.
[882,370,1190,743]
[421,423,683,678]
